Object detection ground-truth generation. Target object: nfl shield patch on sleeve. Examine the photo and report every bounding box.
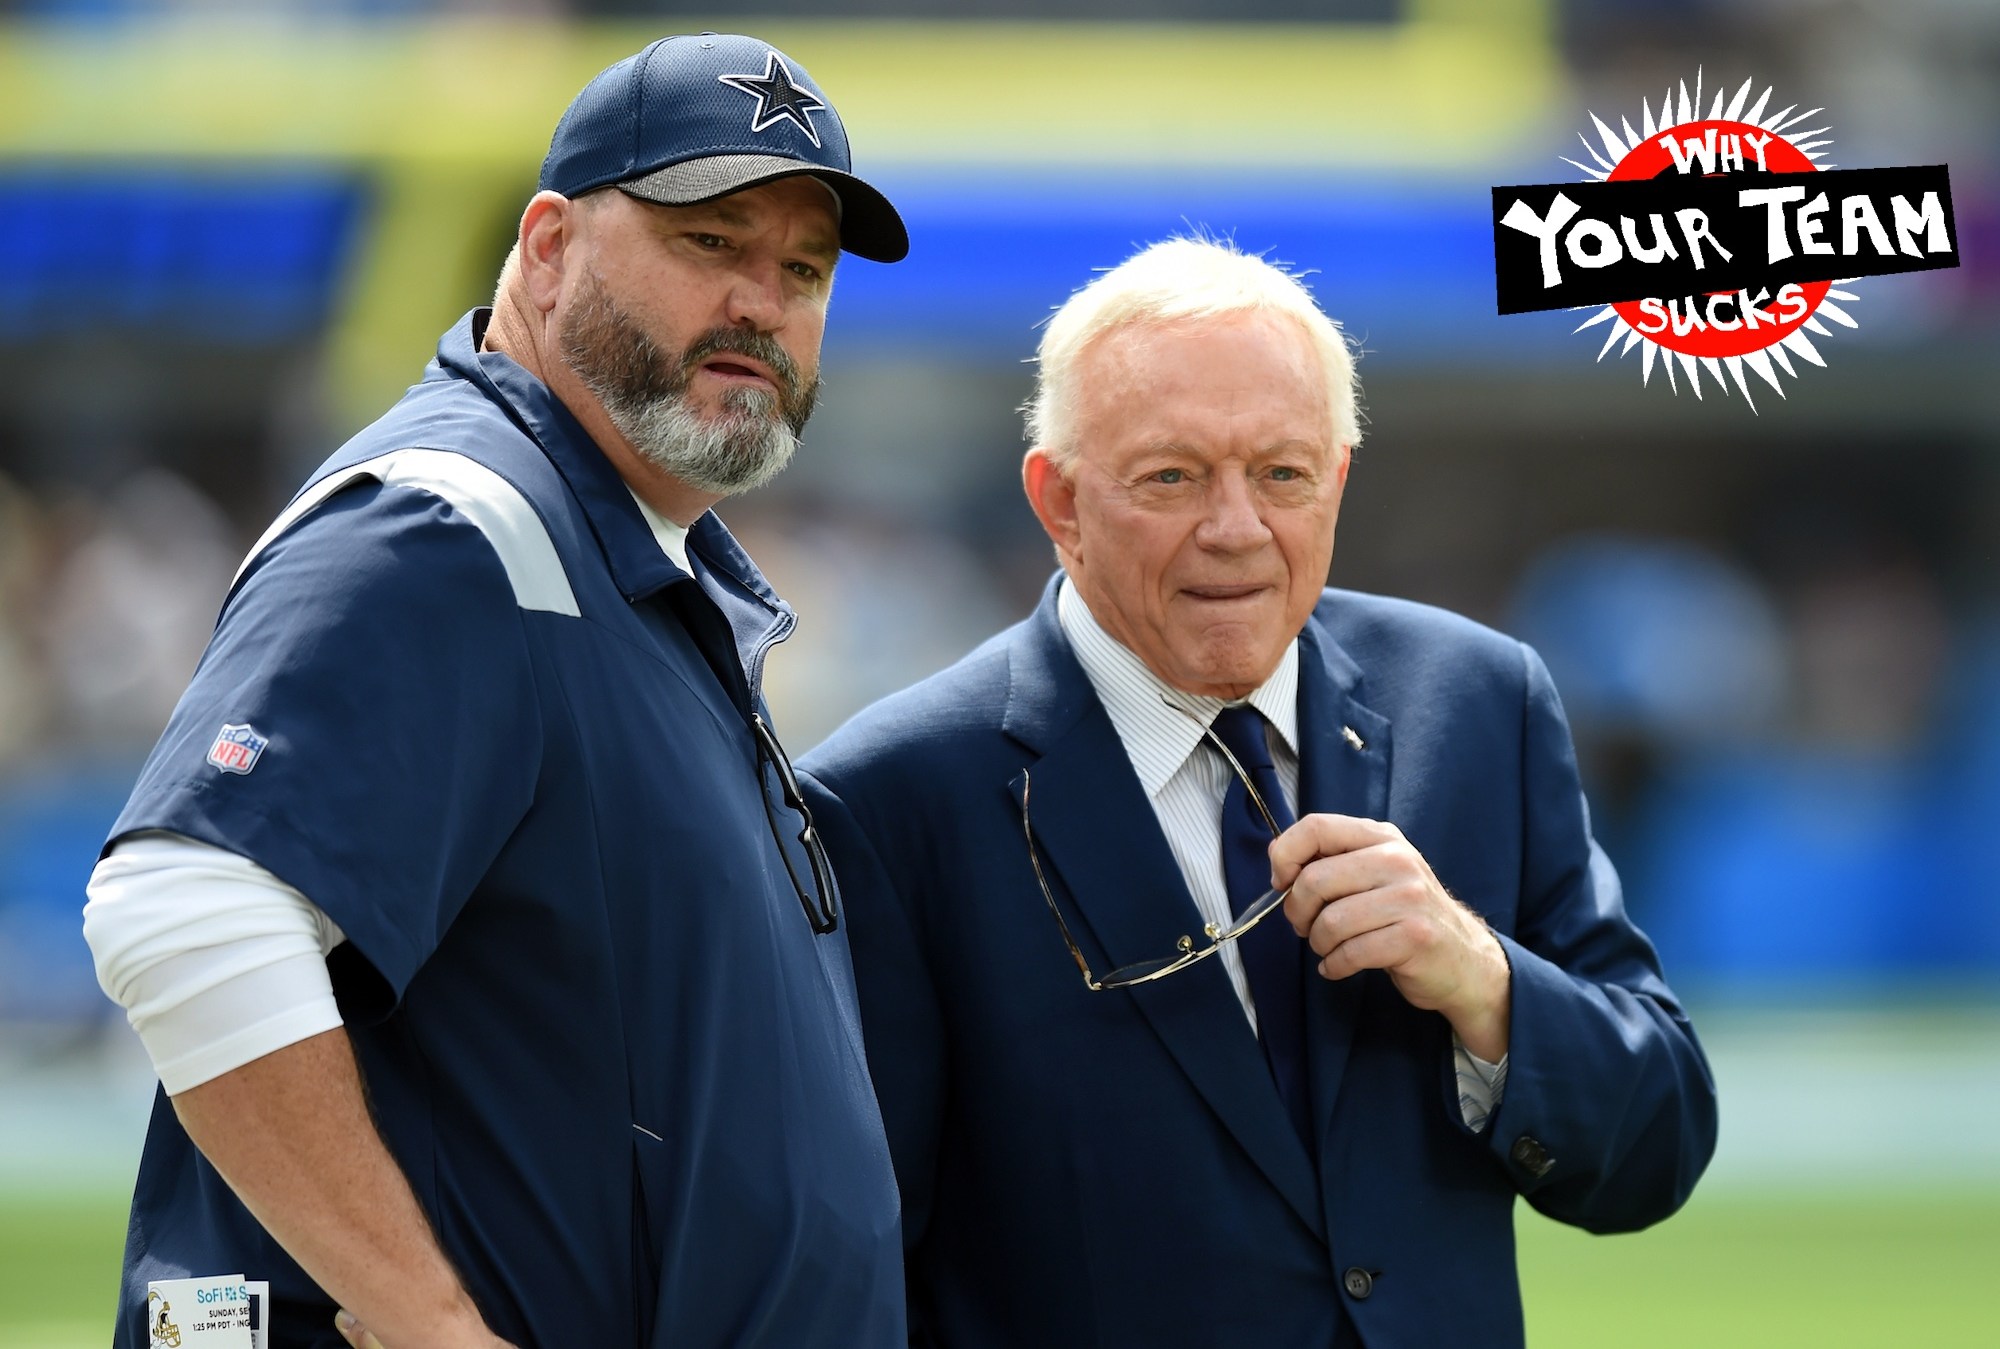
[206,724,268,775]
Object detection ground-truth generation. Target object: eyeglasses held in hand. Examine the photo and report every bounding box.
[1020,703,1289,990]
[753,712,839,935]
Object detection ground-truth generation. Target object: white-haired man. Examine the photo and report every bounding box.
[799,237,1716,1348]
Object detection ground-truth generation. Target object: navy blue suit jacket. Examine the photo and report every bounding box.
[800,579,1716,1348]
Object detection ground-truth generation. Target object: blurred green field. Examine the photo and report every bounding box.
[1519,1187,2000,1347]
[4,1186,1996,1347]
[0,1192,125,1349]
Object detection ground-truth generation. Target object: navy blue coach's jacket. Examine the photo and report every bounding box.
[106,311,904,1349]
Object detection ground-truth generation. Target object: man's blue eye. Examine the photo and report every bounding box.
[1156,469,1185,484]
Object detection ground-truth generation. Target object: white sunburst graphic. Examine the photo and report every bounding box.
[1563,70,1863,412]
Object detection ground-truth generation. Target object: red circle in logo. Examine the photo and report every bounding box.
[1607,119,1828,359]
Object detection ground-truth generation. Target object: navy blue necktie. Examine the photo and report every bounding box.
[1210,705,1312,1151]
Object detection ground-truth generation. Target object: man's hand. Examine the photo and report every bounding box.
[335,1309,517,1349]
[1269,813,1511,1061]
[170,1029,514,1349]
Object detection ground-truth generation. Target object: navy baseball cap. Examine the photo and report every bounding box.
[540,33,908,263]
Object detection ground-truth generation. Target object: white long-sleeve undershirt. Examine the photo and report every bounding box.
[83,832,347,1095]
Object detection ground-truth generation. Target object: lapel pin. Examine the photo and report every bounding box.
[1341,726,1366,751]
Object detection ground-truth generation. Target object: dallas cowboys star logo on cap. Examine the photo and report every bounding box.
[717,50,828,149]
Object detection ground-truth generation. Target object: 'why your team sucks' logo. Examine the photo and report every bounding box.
[1490,72,1959,409]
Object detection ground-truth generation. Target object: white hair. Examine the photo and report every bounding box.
[1023,235,1361,466]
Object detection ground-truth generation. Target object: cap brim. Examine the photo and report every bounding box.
[618,154,909,263]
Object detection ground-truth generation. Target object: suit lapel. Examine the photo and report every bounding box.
[1004,584,1325,1240]
[1294,617,1393,1157]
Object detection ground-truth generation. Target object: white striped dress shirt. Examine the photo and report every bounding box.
[1055,577,1506,1131]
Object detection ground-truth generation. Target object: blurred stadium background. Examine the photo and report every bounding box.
[1,0,1996,1344]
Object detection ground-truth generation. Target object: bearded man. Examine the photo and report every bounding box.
[82,34,908,1349]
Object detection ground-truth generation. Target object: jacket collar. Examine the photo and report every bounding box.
[1291,613,1393,1177]
[432,310,790,625]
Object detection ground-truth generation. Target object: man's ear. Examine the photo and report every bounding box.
[1022,447,1082,561]
[517,190,578,316]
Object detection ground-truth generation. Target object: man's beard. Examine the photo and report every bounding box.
[559,271,820,496]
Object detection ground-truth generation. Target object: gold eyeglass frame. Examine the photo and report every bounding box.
[1020,701,1292,991]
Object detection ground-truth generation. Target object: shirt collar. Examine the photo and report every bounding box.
[1055,575,1299,798]
[433,310,777,610]
[626,487,692,575]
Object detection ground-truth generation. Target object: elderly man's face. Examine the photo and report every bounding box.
[1028,311,1349,699]
[558,178,838,494]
